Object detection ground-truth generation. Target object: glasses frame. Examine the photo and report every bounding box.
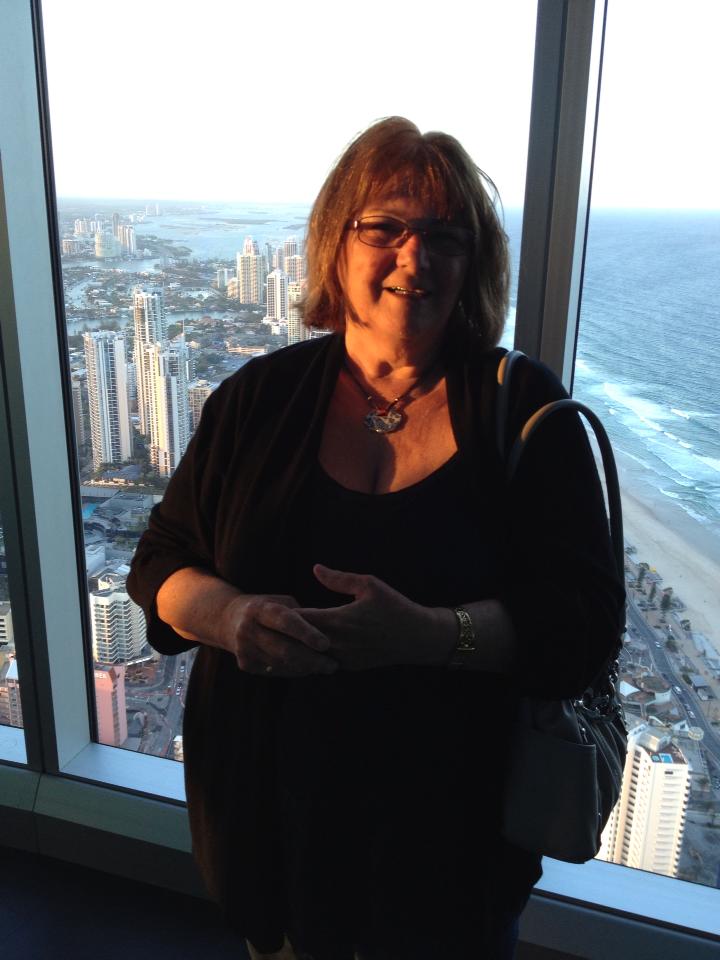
[348,216,475,257]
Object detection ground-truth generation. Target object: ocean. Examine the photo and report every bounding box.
[117,202,720,551]
[575,210,720,547]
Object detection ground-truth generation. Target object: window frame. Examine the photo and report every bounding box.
[1,0,719,953]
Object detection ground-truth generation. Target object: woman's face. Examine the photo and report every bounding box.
[339,194,468,346]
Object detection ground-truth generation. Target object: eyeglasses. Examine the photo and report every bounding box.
[348,216,474,257]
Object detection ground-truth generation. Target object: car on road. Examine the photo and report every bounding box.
[674,686,682,694]
[688,710,695,719]
[175,686,182,695]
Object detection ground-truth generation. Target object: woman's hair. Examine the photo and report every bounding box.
[301,116,509,346]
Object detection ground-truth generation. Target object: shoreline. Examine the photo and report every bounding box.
[616,450,720,654]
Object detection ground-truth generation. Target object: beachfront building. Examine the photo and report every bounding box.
[598,723,690,877]
[133,285,168,436]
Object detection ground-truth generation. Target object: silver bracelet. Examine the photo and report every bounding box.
[447,606,476,670]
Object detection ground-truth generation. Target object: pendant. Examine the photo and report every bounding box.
[364,408,404,434]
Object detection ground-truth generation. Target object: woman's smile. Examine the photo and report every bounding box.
[340,195,467,340]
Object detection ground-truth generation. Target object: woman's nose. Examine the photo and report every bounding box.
[396,230,431,269]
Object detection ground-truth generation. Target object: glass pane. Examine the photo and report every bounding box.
[41,0,536,759]
[576,0,720,885]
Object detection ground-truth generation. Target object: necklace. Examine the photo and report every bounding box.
[343,359,436,434]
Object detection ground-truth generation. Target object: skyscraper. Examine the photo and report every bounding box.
[71,374,88,450]
[285,254,305,283]
[287,281,308,346]
[265,269,288,324]
[94,229,120,259]
[146,339,190,477]
[133,286,168,436]
[83,332,132,471]
[598,723,691,877]
[283,237,299,265]
[188,379,214,432]
[235,237,267,305]
[94,664,128,747]
[90,588,147,664]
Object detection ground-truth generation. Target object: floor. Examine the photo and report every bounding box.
[0,846,579,960]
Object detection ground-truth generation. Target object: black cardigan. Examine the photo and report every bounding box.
[127,328,624,949]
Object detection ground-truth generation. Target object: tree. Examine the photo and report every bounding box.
[649,581,657,602]
[661,589,673,613]
[637,562,649,589]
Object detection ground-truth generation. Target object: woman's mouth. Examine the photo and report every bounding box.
[385,286,430,299]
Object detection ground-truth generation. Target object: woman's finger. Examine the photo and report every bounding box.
[242,628,337,678]
[254,598,331,652]
[312,563,372,597]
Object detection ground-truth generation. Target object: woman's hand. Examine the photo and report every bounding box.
[297,564,454,671]
[216,593,338,678]
[156,568,337,678]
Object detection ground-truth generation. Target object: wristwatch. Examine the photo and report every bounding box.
[448,606,476,669]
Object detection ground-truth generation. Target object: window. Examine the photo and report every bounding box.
[3,0,720,953]
[39,0,537,760]
[574,0,720,890]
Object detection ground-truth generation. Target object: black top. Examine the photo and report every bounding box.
[127,330,625,953]
[276,455,533,954]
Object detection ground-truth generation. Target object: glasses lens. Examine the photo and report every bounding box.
[425,227,472,257]
[356,217,407,247]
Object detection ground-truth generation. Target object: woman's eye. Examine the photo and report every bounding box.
[361,220,404,243]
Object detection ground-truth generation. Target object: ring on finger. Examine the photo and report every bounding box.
[264,664,274,674]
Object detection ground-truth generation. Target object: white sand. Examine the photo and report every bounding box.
[617,457,720,656]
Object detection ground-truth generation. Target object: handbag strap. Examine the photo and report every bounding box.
[496,350,626,697]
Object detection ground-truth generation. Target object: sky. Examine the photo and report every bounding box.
[40,0,720,209]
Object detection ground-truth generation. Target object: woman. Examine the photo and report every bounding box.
[127,117,624,960]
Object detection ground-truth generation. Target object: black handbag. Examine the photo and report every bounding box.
[496,350,628,863]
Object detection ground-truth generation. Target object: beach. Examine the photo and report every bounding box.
[617,449,720,656]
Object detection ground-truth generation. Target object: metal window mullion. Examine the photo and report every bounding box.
[0,0,91,773]
[514,0,607,390]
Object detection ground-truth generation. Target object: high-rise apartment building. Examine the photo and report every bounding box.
[188,379,214,432]
[265,269,288,324]
[287,281,308,346]
[598,723,691,877]
[284,254,305,283]
[90,587,147,664]
[133,286,168,436]
[83,332,132,471]
[235,237,267,305]
[283,237,299,263]
[215,267,233,291]
[119,224,136,254]
[94,229,120,259]
[0,657,22,727]
[94,664,128,747]
[0,602,13,647]
[146,340,190,477]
